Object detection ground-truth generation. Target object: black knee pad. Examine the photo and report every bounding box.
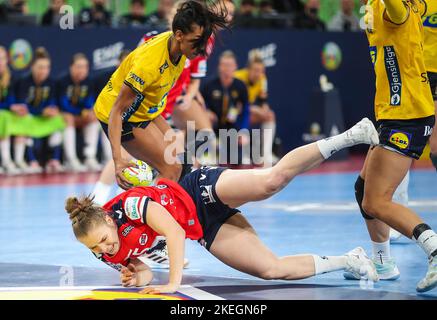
[355,176,374,220]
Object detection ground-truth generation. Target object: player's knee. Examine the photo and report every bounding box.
[361,196,383,220]
[354,176,375,220]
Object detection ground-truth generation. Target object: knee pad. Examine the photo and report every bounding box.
[355,176,374,220]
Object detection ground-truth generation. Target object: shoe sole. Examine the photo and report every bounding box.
[417,274,437,293]
[344,270,400,281]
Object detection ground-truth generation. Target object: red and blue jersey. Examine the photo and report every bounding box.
[95,178,202,270]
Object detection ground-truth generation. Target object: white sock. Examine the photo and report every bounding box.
[13,138,26,163]
[92,181,113,206]
[414,229,437,258]
[262,122,276,166]
[101,132,112,163]
[64,126,78,162]
[393,171,409,206]
[316,131,353,160]
[372,240,391,264]
[0,138,12,164]
[312,255,347,275]
[83,121,100,160]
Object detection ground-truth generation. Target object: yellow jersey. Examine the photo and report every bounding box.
[423,13,437,72]
[234,68,268,105]
[365,0,434,121]
[94,31,186,123]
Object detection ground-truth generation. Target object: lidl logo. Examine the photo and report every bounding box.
[389,130,411,150]
[423,14,437,28]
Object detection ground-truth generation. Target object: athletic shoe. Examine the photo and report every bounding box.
[64,159,87,173]
[343,247,379,282]
[84,158,103,172]
[3,161,21,175]
[416,255,437,292]
[141,238,189,269]
[389,228,403,242]
[344,257,400,280]
[345,118,379,146]
[45,160,65,174]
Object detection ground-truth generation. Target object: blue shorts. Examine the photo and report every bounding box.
[99,120,151,143]
[179,166,240,251]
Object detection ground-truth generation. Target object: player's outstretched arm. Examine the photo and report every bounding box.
[384,0,410,24]
[140,201,186,294]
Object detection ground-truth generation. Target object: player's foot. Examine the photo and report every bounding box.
[390,228,403,242]
[3,161,21,175]
[64,159,87,173]
[416,255,437,292]
[345,118,379,146]
[343,247,379,282]
[84,158,103,172]
[26,161,43,174]
[45,159,65,174]
[344,257,400,281]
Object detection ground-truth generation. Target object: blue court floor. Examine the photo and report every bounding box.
[1,168,437,300]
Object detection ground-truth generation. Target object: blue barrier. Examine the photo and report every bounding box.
[0,27,375,151]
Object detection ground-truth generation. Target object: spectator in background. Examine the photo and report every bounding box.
[271,0,303,14]
[235,54,277,167]
[57,53,101,173]
[41,0,66,26]
[233,0,257,28]
[79,0,112,27]
[145,0,174,28]
[118,0,148,28]
[201,51,250,165]
[0,0,28,24]
[327,0,360,32]
[9,47,65,174]
[294,0,325,30]
[259,0,278,15]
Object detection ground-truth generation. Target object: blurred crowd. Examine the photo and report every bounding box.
[0,0,363,31]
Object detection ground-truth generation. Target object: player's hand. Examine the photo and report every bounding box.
[120,263,137,287]
[139,283,179,295]
[10,104,28,117]
[176,94,193,111]
[114,159,136,190]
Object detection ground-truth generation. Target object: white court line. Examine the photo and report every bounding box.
[256,199,437,213]
[0,285,224,300]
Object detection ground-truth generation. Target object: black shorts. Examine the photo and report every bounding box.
[179,166,239,251]
[376,115,435,159]
[429,72,437,101]
[99,120,151,143]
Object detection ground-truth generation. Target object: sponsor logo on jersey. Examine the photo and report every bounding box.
[122,225,134,237]
[124,196,146,221]
[423,14,437,28]
[369,46,377,67]
[129,72,145,86]
[384,46,402,106]
[389,130,411,150]
[156,184,168,189]
[139,233,148,245]
[159,60,169,74]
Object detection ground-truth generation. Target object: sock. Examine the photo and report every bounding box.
[392,171,409,206]
[92,181,113,206]
[262,122,276,166]
[316,130,354,160]
[372,240,391,264]
[101,132,112,163]
[431,153,437,171]
[14,138,26,164]
[64,126,78,162]
[0,138,12,165]
[413,223,437,259]
[312,255,347,275]
[83,121,100,160]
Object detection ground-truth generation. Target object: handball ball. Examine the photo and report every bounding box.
[122,160,155,187]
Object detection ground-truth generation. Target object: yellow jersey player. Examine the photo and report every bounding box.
[346,0,437,293]
[93,0,228,190]
[423,12,437,169]
[234,55,277,167]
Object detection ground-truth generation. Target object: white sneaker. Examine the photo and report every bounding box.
[84,158,103,172]
[389,228,403,242]
[343,247,379,282]
[45,160,65,174]
[140,238,189,269]
[344,257,400,281]
[27,161,43,174]
[416,255,437,293]
[16,161,42,174]
[64,159,87,173]
[345,118,379,146]
[3,161,21,175]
